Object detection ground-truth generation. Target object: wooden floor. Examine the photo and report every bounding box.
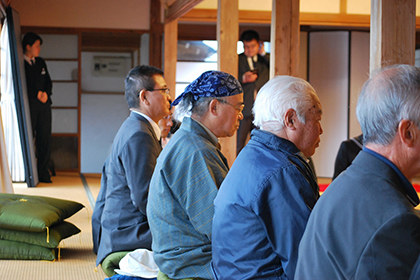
[0,172,106,280]
[1,173,419,280]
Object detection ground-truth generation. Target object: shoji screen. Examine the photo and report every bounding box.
[349,32,369,138]
[308,31,349,178]
[40,34,80,171]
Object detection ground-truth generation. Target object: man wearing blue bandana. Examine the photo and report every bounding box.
[147,70,244,280]
[296,65,420,280]
[211,76,322,280]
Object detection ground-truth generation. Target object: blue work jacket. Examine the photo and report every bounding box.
[212,129,319,279]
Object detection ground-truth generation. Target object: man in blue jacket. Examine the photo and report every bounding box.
[211,75,323,279]
[296,64,420,280]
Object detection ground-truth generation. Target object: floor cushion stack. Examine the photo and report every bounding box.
[0,193,84,260]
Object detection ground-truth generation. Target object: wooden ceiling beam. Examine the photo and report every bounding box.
[165,0,204,23]
[182,8,420,29]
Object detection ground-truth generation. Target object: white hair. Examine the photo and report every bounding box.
[253,75,320,134]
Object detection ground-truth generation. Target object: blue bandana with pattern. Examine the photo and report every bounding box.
[171,70,243,106]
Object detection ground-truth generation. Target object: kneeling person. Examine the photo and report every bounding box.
[212,76,323,279]
[147,71,244,280]
[92,65,171,266]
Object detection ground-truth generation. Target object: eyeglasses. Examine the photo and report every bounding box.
[147,88,170,95]
[217,99,245,114]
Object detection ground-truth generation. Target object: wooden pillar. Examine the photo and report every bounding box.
[370,0,416,76]
[149,0,163,68]
[163,0,205,100]
[164,19,178,102]
[217,0,239,166]
[270,0,300,77]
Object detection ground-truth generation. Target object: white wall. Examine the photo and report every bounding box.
[349,32,370,138]
[81,94,129,173]
[308,31,370,177]
[80,52,133,173]
[309,31,349,178]
[12,0,150,30]
[81,52,132,92]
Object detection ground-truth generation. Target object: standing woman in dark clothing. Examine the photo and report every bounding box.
[22,32,52,183]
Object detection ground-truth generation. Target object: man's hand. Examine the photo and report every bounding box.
[37,91,48,103]
[259,42,266,56]
[242,71,258,83]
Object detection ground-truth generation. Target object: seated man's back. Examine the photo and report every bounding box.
[147,70,244,280]
[92,65,171,266]
[296,64,420,280]
[212,75,322,280]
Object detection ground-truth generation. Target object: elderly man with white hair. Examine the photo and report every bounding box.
[211,75,323,280]
[295,64,420,280]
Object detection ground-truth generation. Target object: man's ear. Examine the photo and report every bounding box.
[283,109,296,129]
[139,89,149,106]
[399,119,416,147]
[209,99,219,116]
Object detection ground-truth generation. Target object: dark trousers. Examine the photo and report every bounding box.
[236,115,254,155]
[30,102,52,181]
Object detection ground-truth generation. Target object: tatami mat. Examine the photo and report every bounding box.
[0,172,107,280]
[1,173,420,280]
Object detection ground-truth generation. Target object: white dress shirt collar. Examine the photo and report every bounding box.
[24,54,35,65]
[131,110,161,140]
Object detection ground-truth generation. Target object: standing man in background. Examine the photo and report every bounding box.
[332,134,363,180]
[22,32,53,183]
[237,29,269,155]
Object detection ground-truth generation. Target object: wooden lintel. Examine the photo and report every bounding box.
[180,9,394,28]
[165,0,204,24]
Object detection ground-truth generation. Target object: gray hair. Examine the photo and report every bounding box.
[174,94,216,122]
[253,75,320,134]
[124,65,163,109]
[356,64,420,145]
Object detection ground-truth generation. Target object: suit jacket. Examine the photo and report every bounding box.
[238,53,269,117]
[332,134,363,179]
[296,150,420,280]
[92,112,162,266]
[24,57,52,105]
[410,255,420,280]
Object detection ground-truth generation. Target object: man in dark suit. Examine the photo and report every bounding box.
[332,133,363,179]
[237,29,269,155]
[22,32,53,183]
[296,64,420,280]
[91,65,171,267]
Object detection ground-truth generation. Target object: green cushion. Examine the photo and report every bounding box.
[0,193,84,232]
[101,251,130,277]
[0,239,56,260]
[0,221,80,248]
